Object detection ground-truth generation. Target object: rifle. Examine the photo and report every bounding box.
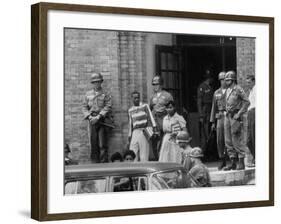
[198,118,207,146]
[99,121,115,129]
[202,128,218,162]
[86,111,115,129]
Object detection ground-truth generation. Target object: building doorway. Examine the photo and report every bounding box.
[156,35,237,158]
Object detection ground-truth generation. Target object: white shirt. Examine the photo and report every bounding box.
[248,85,256,110]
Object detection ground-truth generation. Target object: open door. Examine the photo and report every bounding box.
[155,45,183,112]
[156,37,236,155]
[179,36,236,153]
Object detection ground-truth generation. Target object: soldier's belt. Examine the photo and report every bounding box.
[88,111,115,128]
[226,109,240,118]
[83,111,99,120]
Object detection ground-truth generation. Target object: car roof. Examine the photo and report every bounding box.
[65,162,184,180]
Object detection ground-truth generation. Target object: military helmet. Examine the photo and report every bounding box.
[218,71,226,80]
[64,144,71,153]
[176,131,192,144]
[91,73,103,83]
[152,75,163,85]
[189,147,204,158]
[225,71,237,81]
[204,69,212,78]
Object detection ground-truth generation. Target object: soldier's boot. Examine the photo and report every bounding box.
[91,151,100,163]
[223,158,236,171]
[218,157,227,170]
[236,158,245,170]
[99,148,108,163]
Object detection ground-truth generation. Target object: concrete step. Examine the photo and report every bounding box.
[209,167,255,186]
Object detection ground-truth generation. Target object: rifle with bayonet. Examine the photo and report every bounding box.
[84,111,115,129]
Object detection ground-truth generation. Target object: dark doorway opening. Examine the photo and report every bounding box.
[177,35,237,113]
[156,34,237,160]
[178,35,237,155]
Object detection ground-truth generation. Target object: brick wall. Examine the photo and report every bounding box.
[236,37,255,144]
[236,37,255,90]
[116,31,147,154]
[64,29,120,162]
[145,33,173,97]
[65,29,154,162]
[65,32,254,162]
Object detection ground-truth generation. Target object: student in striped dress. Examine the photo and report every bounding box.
[159,100,187,163]
[128,91,157,161]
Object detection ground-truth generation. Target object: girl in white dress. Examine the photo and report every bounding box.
[159,101,187,163]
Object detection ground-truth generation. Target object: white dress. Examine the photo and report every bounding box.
[158,113,186,163]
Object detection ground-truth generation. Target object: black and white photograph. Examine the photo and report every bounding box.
[64,29,256,194]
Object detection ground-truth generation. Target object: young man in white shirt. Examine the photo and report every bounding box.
[246,74,256,166]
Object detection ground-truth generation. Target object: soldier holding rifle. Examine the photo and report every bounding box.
[197,69,214,149]
[150,75,173,160]
[223,71,250,170]
[82,73,113,163]
[210,71,227,170]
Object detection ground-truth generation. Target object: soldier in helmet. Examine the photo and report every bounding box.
[176,131,193,171]
[210,71,227,170]
[188,147,211,187]
[150,75,174,160]
[223,71,250,171]
[197,69,215,149]
[82,73,113,163]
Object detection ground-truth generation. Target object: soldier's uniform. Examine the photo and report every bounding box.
[176,131,193,172]
[224,71,250,170]
[197,80,214,147]
[188,147,211,187]
[150,76,173,159]
[210,72,227,160]
[82,73,112,163]
[128,103,156,161]
[150,90,174,131]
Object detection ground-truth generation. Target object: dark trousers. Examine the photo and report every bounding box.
[199,104,212,148]
[224,114,247,159]
[89,122,108,163]
[247,108,255,159]
[151,112,166,160]
[216,114,226,159]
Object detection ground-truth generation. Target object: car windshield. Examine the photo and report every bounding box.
[151,170,189,190]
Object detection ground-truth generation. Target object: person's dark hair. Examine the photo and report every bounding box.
[131,91,140,97]
[110,152,123,162]
[247,75,255,82]
[123,150,136,160]
[166,100,176,108]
